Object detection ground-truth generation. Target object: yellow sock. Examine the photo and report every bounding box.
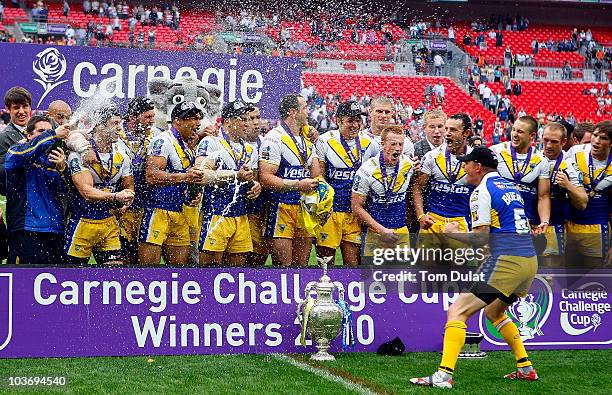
[439,320,467,375]
[493,315,532,368]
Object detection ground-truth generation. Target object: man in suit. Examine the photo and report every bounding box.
[0,87,32,196]
[413,109,447,159]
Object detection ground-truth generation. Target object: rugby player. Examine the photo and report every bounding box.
[352,125,415,256]
[490,116,551,234]
[413,113,474,254]
[316,101,379,265]
[139,102,204,265]
[259,94,321,266]
[363,96,415,156]
[244,104,270,265]
[66,106,135,265]
[195,100,261,265]
[541,122,588,266]
[566,121,612,266]
[5,116,69,264]
[116,97,156,264]
[411,147,539,388]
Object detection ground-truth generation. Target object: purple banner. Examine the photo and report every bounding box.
[0,268,609,358]
[0,43,301,116]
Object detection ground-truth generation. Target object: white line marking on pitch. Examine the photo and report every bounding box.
[273,354,377,395]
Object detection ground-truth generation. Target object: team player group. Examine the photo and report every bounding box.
[0,85,610,269]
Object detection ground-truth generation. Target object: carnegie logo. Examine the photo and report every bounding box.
[480,276,552,344]
[0,274,13,352]
[559,282,609,336]
[32,47,68,109]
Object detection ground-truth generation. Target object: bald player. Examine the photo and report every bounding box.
[47,100,72,127]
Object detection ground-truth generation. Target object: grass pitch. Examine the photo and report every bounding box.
[0,350,609,394]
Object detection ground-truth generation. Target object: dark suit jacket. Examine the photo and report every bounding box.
[0,123,27,195]
[413,138,434,160]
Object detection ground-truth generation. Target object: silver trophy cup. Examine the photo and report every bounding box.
[297,256,345,361]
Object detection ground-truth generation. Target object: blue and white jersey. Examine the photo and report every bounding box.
[196,135,258,217]
[548,151,582,226]
[491,142,550,224]
[259,125,317,205]
[470,172,536,257]
[421,144,474,219]
[352,154,415,229]
[316,130,380,212]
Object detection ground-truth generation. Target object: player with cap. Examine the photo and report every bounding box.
[244,103,270,265]
[351,125,416,256]
[413,113,475,257]
[566,121,612,266]
[116,97,156,264]
[315,100,379,265]
[490,115,551,234]
[65,105,135,264]
[411,147,539,388]
[363,96,415,156]
[540,122,587,266]
[259,94,321,266]
[195,100,261,265]
[139,101,204,265]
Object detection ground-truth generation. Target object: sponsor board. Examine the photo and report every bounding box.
[0,43,301,115]
[0,268,609,358]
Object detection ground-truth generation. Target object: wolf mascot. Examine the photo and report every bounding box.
[147,77,222,135]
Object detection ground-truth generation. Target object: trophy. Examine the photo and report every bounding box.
[459,332,487,358]
[509,294,543,340]
[297,256,347,361]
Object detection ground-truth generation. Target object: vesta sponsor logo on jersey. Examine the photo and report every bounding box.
[559,283,609,336]
[282,167,310,179]
[0,274,13,351]
[329,169,355,180]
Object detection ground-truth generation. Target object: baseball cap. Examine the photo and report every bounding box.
[126,97,154,118]
[336,101,365,118]
[457,146,499,168]
[221,100,248,120]
[171,101,203,121]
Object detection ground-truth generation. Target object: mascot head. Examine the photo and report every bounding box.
[147,77,222,132]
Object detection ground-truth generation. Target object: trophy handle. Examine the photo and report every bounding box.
[336,283,345,301]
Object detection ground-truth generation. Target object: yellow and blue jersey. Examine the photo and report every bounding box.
[67,146,132,220]
[420,144,475,219]
[491,142,550,224]
[548,152,582,226]
[247,135,266,216]
[470,172,536,257]
[259,125,317,205]
[116,125,154,209]
[352,154,415,229]
[195,134,258,217]
[316,130,379,212]
[4,130,66,234]
[146,129,193,213]
[569,144,612,225]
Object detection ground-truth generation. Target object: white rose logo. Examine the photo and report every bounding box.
[32,47,68,108]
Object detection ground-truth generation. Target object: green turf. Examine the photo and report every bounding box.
[0,350,609,394]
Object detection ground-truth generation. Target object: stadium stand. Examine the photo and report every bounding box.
[302,72,497,139]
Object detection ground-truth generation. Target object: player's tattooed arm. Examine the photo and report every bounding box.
[443,222,490,247]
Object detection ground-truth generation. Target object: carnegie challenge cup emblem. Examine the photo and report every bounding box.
[0,274,13,352]
[32,47,68,109]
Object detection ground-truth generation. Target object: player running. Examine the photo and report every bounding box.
[351,125,416,256]
[259,94,321,266]
[316,101,380,265]
[195,100,261,265]
[65,106,135,265]
[411,147,539,388]
[139,102,204,265]
[566,121,612,266]
[540,122,587,266]
[413,113,475,255]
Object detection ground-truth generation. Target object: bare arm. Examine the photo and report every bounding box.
[444,223,490,246]
[145,156,187,186]
[537,177,551,224]
[412,171,430,218]
[351,192,386,234]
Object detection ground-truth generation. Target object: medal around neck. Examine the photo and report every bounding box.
[296,256,354,361]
